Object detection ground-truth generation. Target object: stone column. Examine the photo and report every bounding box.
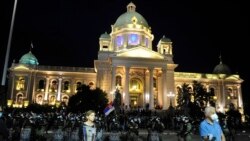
[31,73,36,102]
[57,78,63,101]
[44,77,50,101]
[144,69,149,107]
[124,66,130,108]
[10,74,15,99]
[221,80,226,109]
[165,64,177,108]
[27,73,32,101]
[124,34,128,49]
[162,68,167,110]
[111,66,117,92]
[237,85,243,108]
[149,67,154,109]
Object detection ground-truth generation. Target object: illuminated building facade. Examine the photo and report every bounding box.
[7,2,243,113]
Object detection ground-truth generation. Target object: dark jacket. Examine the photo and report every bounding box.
[0,118,9,140]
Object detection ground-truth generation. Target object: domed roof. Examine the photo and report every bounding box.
[100,32,110,39]
[19,51,39,65]
[161,35,172,42]
[213,61,231,75]
[114,2,149,28]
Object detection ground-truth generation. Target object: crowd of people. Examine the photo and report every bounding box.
[0,103,243,141]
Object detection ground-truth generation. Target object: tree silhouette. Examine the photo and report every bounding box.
[68,84,108,113]
[176,81,214,120]
[113,89,122,113]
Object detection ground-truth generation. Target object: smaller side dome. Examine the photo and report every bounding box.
[100,32,110,39]
[213,56,231,75]
[213,63,231,75]
[19,51,39,65]
[161,35,172,42]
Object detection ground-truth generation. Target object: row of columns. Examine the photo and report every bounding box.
[111,66,168,109]
[44,77,63,102]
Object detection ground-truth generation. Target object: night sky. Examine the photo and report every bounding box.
[1,0,249,108]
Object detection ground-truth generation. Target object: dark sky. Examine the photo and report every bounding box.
[1,0,249,105]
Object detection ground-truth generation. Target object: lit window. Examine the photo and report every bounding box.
[130,79,141,90]
[116,36,124,47]
[76,82,82,92]
[145,38,148,47]
[36,95,43,105]
[50,80,58,93]
[38,79,45,90]
[128,34,139,45]
[89,82,95,89]
[116,76,122,86]
[64,81,70,90]
[16,77,25,90]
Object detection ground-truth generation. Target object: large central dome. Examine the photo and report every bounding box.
[114,2,149,28]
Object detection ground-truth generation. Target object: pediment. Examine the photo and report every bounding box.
[116,47,164,59]
[13,64,30,70]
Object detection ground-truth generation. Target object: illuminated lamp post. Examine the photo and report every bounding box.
[167,91,175,107]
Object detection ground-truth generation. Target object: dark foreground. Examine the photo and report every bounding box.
[41,130,250,141]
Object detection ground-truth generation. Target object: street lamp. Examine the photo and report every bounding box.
[167,91,175,107]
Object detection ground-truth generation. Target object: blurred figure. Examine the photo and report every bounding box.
[0,112,9,141]
[147,116,164,141]
[200,107,225,141]
[177,116,192,141]
[226,103,242,141]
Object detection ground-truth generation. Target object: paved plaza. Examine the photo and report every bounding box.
[42,130,250,141]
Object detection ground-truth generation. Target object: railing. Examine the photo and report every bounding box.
[38,65,95,72]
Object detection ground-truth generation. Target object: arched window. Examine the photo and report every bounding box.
[209,88,215,96]
[188,85,193,93]
[227,88,236,99]
[128,34,139,45]
[16,77,25,90]
[49,95,56,105]
[38,79,45,89]
[63,81,70,90]
[36,95,43,105]
[76,82,82,92]
[130,79,142,91]
[176,86,182,94]
[62,96,69,105]
[116,76,122,86]
[116,36,124,47]
[16,93,23,105]
[51,80,58,92]
[89,82,95,89]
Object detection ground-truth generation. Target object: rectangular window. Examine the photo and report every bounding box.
[128,34,139,45]
[145,37,148,47]
[116,36,124,47]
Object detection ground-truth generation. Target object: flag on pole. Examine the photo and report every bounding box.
[103,102,115,116]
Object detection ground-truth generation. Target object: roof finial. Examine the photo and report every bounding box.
[219,53,223,64]
[127,2,136,12]
[30,42,34,52]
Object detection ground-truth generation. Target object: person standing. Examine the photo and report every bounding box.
[200,107,225,141]
[0,112,9,141]
[79,110,102,141]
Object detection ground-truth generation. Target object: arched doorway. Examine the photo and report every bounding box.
[129,78,143,108]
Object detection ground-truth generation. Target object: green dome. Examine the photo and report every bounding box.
[19,51,39,65]
[114,2,149,28]
[100,32,110,39]
[161,35,172,42]
[213,62,231,75]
